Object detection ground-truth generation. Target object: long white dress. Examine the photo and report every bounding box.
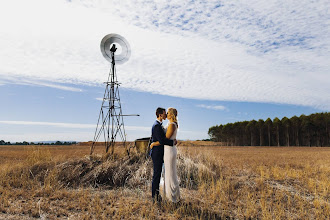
[163,122,180,202]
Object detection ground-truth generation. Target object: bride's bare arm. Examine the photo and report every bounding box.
[166,124,175,139]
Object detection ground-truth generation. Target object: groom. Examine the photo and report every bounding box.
[151,107,176,202]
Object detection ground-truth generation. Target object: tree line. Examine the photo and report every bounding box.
[0,140,77,145]
[208,112,330,147]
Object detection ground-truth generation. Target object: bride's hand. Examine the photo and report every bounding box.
[150,143,154,149]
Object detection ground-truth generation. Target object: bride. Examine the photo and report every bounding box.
[150,107,180,203]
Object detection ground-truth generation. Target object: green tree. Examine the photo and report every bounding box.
[257,119,265,146]
[208,125,223,142]
[240,121,249,146]
[265,118,272,146]
[247,120,257,146]
[291,116,301,146]
[312,113,327,146]
[222,124,231,146]
[208,112,329,147]
[208,126,218,141]
[273,117,281,146]
[233,122,242,146]
[301,114,313,146]
[282,117,291,146]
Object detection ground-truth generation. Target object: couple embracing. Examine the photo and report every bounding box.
[150,107,180,203]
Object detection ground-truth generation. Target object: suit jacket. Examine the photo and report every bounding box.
[151,120,174,147]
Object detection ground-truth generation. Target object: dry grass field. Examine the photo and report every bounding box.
[0,142,329,219]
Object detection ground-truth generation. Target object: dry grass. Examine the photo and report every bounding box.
[0,143,329,219]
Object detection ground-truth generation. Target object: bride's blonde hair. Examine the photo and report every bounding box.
[167,107,178,127]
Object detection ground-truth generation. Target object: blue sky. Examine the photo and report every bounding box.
[0,0,329,142]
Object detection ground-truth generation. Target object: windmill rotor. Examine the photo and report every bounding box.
[100,33,131,64]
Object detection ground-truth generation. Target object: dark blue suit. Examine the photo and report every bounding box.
[151,120,174,198]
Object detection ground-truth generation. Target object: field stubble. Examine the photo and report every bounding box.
[0,142,329,219]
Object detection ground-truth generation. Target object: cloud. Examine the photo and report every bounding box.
[0,120,95,128]
[30,81,83,92]
[0,120,150,131]
[0,0,329,109]
[0,75,83,92]
[95,98,103,101]
[197,104,227,111]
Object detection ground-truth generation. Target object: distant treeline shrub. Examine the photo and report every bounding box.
[0,140,77,145]
[208,112,330,147]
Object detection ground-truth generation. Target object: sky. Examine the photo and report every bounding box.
[0,0,329,142]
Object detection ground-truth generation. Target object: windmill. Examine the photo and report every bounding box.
[90,34,138,155]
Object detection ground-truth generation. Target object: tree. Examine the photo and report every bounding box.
[273,117,281,146]
[291,116,301,146]
[247,120,257,146]
[240,121,249,146]
[265,118,273,146]
[301,115,313,146]
[208,126,218,141]
[208,125,223,142]
[257,119,265,146]
[312,113,327,146]
[282,117,291,147]
[208,112,329,147]
[222,124,231,146]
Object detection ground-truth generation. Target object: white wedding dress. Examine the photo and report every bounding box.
[163,122,180,202]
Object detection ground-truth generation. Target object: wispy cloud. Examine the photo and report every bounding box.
[95,98,103,101]
[0,0,329,109]
[197,104,227,111]
[31,81,83,92]
[0,120,95,128]
[0,120,150,131]
[0,76,83,92]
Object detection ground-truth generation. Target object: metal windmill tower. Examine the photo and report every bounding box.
[90,34,138,155]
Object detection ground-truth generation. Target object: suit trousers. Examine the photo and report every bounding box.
[151,146,164,198]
